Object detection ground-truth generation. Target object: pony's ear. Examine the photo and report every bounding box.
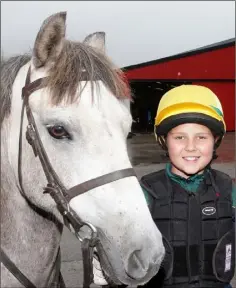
[83,32,106,53]
[32,12,66,68]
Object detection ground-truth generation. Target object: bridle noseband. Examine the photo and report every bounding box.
[1,65,137,288]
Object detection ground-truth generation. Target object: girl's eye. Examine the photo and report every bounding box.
[47,125,71,140]
[198,136,207,140]
[175,136,184,140]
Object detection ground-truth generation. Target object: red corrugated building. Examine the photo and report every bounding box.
[123,38,235,132]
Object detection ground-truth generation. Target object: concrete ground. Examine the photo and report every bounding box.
[60,132,235,287]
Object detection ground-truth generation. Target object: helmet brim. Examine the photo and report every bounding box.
[155,112,225,138]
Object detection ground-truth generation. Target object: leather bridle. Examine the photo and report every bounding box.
[1,65,137,288]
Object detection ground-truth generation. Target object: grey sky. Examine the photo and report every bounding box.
[1,1,235,67]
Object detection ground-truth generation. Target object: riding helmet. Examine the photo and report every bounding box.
[154,84,226,149]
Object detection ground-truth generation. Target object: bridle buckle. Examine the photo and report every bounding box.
[75,222,98,247]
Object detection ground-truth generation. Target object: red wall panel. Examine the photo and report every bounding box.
[124,44,235,131]
[125,46,235,80]
[190,82,235,131]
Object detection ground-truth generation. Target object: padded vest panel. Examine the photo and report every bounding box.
[140,168,235,287]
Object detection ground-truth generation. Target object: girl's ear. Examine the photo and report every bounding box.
[214,136,220,143]
[213,150,218,160]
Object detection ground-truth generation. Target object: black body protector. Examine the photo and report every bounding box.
[140,168,235,288]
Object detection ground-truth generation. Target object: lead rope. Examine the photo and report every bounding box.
[1,248,37,288]
[81,239,95,288]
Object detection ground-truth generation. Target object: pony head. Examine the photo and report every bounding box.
[1,12,164,286]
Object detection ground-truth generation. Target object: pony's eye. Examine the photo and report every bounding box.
[47,125,71,140]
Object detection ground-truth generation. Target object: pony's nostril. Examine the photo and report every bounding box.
[126,249,148,279]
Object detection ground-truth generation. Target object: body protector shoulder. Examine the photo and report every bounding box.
[208,169,235,283]
[140,168,235,287]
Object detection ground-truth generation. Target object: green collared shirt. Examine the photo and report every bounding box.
[142,163,236,207]
[165,163,205,193]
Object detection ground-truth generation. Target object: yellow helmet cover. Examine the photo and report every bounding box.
[154,85,226,147]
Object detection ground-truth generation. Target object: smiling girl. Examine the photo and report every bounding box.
[140,85,235,288]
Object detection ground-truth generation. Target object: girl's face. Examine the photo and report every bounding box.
[166,123,216,179]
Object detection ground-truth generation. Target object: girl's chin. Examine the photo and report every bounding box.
[182,168,201,176]
[173,164,203,177]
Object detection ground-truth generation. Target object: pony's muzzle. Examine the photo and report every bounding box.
[125,245,165,280]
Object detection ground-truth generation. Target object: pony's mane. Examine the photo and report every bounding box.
[1,40,131,125]
[1,54,31,125]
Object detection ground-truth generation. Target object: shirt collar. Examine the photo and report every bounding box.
[165,163,207,192]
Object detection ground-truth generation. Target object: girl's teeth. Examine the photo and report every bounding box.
[184,157,198,161]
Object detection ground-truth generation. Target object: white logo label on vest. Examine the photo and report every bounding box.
[202,207,216,216]
[225,244,232,272]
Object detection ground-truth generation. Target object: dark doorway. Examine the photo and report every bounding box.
[129,80,191,133]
